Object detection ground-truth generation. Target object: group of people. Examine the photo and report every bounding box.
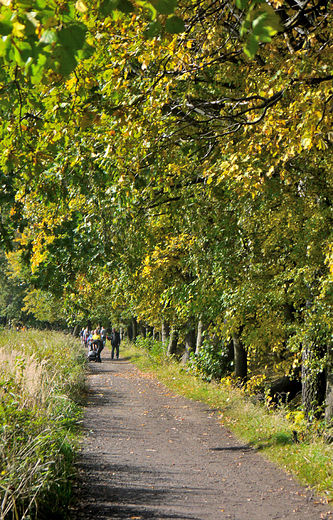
[80,326,121,362]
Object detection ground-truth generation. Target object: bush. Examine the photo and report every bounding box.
[187,340,232,382]
[135,335,167,364]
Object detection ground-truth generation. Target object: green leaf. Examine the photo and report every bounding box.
[1,35,13,64]
[39,29,57,44]
[137,0,157,20]
[144,20,162,38]
[24,16,39,37]
[77,41,95,60]
[258,3,283,33]
[252,11,280,39]
[155,0,177,15]
[117,0,135,13]
[60,3,77,23]
[57,24,86,52]
[53,46,77,76]
[99,0,120,16]
[0,21,13,36]
[35,0,47,9]
[236,0,248,8]
[0,8,13,37]
[165,15,184,33]
[16,40,33,62]
[244,34,259,58]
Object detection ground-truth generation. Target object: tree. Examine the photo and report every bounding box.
[3,0,333,416]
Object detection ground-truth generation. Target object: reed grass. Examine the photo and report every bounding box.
[0,329,87,520]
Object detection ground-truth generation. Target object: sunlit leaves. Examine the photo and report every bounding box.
[240,2,283,58]
[75,0,88,13]
[2,0,333,390]
[0,0,185,87]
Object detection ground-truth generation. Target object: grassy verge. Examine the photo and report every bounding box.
[122,339,333,502]
[0,329,87,520]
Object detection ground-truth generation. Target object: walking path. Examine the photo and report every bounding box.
[70,352,332,520]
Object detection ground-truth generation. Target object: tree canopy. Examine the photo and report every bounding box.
[1,0,333,415]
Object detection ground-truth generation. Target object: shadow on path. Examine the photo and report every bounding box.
[70,356,333,520]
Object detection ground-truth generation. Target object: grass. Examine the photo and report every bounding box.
[122,338,333,502]
[0,328,87,520]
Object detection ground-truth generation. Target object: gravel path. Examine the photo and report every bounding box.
[70,352,332,520]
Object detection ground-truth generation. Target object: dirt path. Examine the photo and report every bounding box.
[70,352,332,520]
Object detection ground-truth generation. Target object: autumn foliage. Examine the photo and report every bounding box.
[1,0,333,416]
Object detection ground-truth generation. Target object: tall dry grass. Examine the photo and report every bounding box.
[0,329,87,520]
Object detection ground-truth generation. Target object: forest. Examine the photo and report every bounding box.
[1,0,333,419]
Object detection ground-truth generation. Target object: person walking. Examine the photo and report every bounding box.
[110,327,121,360]
[91,329,103,363]
[100,326,107,350]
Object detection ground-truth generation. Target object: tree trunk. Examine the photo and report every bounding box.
[161,319,170,345]
[167,327,178,356]
[72,324,80,337]
[107,321,112,335]
[181,328,196,364]
[195,318,204,355]
[140,323,146,337]
[227,341,234,364]
[233,331,247,381]
[325,345,333,421]
[269,376,302,403]
[302,342,326,419]
[132,317,137,341]
[127,324,133,340]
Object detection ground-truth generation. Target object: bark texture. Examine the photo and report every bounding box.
[132,317,137,341]
[325,345,333,421]
[302,343,326,418]
[195,319,204,355]
[167,327,179,356]
[233,331,247,381]
[181,328,196,364]
[161,320,170,345]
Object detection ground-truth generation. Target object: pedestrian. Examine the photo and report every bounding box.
[110,327,120,360]
[91,329,104,363]
[79,327,85,345]
[83,327,89,347]
[100,325,107,350]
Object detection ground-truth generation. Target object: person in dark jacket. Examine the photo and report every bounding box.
[110,328,121,360]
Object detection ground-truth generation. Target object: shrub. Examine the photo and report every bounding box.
[135,335,167,365]
[187,341,232,382]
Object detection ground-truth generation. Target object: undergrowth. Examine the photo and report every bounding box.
[127,337,333,502]
[0,329,87,520]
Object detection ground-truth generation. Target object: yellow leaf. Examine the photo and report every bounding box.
[75,0,88,12]
[267,165,274,177]
[317,138,327,151]
[301,137,312,150]
[13,22,25,37]
[66,77,76,91]
[44,16,58,29]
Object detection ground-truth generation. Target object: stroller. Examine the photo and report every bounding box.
[87,346,98,361]
[87,339,103,362]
